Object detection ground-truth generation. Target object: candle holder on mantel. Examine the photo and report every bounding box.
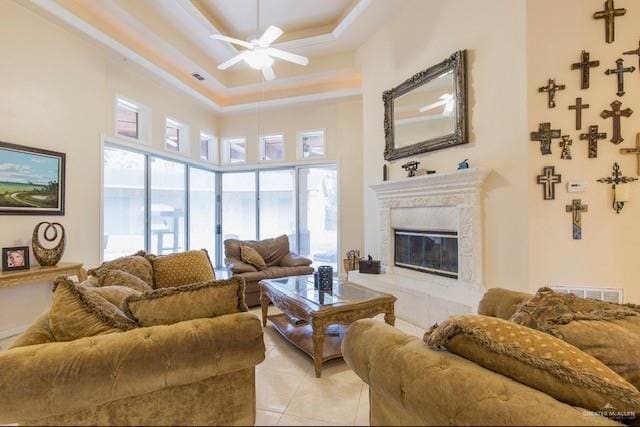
[597,162,638,213]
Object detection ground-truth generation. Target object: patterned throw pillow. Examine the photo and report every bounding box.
[87,251,153,288]
[50,278,138,342]
[93,269,153,293]
[425,315,640,416]
[146,249,216,289]
[123,276,247,327]
[240,245,267,270]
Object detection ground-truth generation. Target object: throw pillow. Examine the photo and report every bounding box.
[87,250,153,288]
[425,315,640,415]
[240,245,267,270]
[50,278,138,342]
[93,269,153,292]
[88,285,142,311]
[510,287,640,390]
[123,276,247,327]
[146,249,215,289]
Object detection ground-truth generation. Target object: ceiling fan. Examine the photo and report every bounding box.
[211,25,309,81]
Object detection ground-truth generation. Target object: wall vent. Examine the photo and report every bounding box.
[192,73,205,81]
[550,285,624,304]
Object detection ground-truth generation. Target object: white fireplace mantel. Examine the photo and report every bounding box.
[349,168,491,328]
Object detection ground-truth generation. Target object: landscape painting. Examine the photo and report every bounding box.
[0,142,65,215]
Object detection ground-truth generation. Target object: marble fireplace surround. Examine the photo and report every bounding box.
[349,168,491,328]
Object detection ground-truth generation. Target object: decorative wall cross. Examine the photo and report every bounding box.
[600,100,633,144]
[579,125,607,158]
[559,136,573,160]
[604,58,635,97]
[597,162,638,213]
[531,122,561,155]
[568,97,589,130]
[538,79,565,108]
[623,40,640,68]
[620,133,640,176]
[593,0,626,44]
[566,199,588,240]
[537,166,562,200]
[571,51,600,89]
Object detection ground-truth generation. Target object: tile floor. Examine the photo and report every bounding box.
[0,308,426,427]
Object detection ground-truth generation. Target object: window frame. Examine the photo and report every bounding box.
[221,137,247,164]
[258,133,285,163]
[297,129,326,160]
[164,116,190,155]
[199,132,217,163]
[114,95,151,145]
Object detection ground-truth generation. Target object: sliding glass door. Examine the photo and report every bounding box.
[259,169,296,251]
[189,167,216,257]
[149,157,186,255]
[222,172,256,241]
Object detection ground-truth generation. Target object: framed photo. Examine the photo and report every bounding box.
[2,246,30,272]
[0,141,65,215]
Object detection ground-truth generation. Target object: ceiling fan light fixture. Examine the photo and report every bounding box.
[244,49,273,70]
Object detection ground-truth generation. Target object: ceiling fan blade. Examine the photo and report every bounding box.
[262,65,276,81]
[258,25,283,47]
[217,52,248,70]
[210,34,252,49]
[266,48,309,66]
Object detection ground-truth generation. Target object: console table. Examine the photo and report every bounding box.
[0,262,87,289]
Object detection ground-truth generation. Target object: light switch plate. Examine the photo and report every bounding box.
[567,181,587,193]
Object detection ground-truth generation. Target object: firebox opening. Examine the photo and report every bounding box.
[394,229,458,279]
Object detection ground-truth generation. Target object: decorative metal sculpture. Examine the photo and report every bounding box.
[620,133,640,176]
[536,166,562,200]
[623,40,640,68]
[571,51,600,89]
[538,78,565,108]
[559,136,573,160]
[597,162,638,213]
[580,125,607,158]
[568,97,589,130]
[32,222,65,266]
[401,161,420,177]
[600,100,633,144]
[593,0,626,44]
[531,122,561,155]
[604,58,635,97]
[566,199,588,240]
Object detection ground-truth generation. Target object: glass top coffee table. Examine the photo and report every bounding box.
[259,275,396,377]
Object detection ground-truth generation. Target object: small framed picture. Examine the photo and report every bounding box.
[2,246,30,272]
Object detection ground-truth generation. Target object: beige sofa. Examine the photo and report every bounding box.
[224,235,314,306]
[342,289,621,426]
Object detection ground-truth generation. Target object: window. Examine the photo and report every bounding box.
[222,172,256,241]
[199,133,216,162]
[298,130,325,159]
[115,97,150,144]
[102,147,146,261]
[150,157,186,255]
[259,134,284,161]
[259,169,296,250]
[222,138,247,163]
[189,167,216,258]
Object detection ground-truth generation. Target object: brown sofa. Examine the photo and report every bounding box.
[224,235,314,306]
[342,289,622,426]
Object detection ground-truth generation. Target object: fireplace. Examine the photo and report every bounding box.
[394,229,458,279]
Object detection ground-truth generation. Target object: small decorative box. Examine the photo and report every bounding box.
[359,255,381,274]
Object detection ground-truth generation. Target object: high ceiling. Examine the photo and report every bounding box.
[29,0,399,112]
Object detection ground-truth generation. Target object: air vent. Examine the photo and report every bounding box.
[192,73,205,81]
[550,285,624,303]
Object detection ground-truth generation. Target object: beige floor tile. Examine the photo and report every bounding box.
[0,336,17,352]
[261,324,288,349]
[285,377,363,425]
[277,413,341,426]
[319,358,365,386]
[393,318,418,336]
[256,370,303,413]
[255,409,282,426]
[354,384,369,426]
[257,342,314,377]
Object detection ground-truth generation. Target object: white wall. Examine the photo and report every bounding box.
[358,0,530,293]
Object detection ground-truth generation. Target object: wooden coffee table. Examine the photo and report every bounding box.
[259,275,396,377]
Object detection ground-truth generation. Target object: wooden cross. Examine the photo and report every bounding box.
[566,199,588,240]
[571,50,600,89]
[604,58,635,97]
[531,122,561,155]
[593,0,626,44]
[600,100,633,144]
[568,97,589,130]
[579,125,607,158]
[538,78,565,108]
[559,135,573,160]
[623,40,640,69]
[537,166,562,200]
[620,133,640,176]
